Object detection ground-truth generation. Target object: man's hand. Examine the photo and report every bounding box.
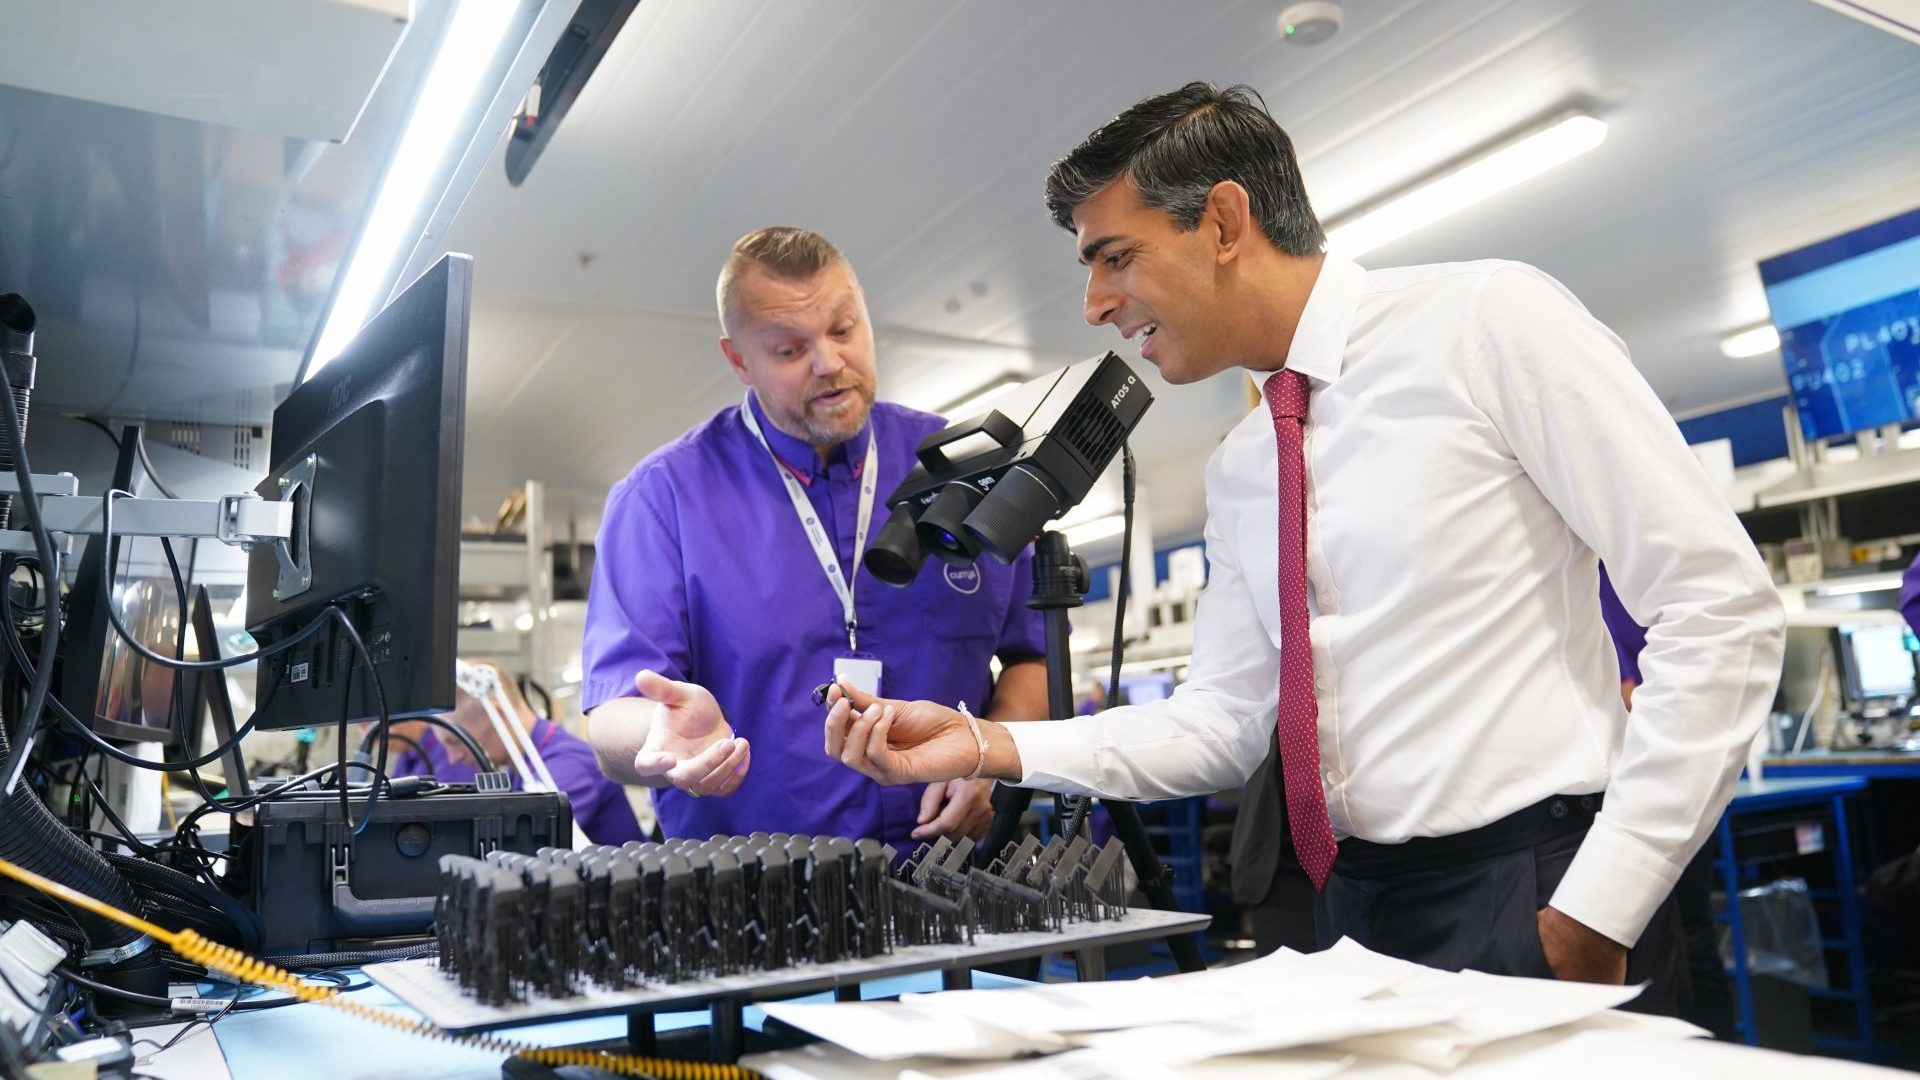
[915,778,995,841]
[822,683,989,785]
[1536,906,1628,984]
[629,670,750,797]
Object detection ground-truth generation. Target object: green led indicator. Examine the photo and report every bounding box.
[1285,23,1296,34]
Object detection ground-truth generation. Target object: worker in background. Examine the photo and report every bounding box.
[822,82,1785,1014]
[583,227,1046,852]
[1903,551,1919,635]
[386,659,645,845]
[1865,553,1920,928]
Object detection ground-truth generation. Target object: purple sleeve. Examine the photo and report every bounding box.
[541,725,645,845]
[580,474,691,713]
[1902,553,1920,637]
[994,544,1047,662]
[1597,564,1648,685]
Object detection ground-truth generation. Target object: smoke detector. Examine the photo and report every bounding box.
[1278,1,1343,45]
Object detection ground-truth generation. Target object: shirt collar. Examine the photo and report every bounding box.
[744,392,870,483]
[1253,253,1366,395]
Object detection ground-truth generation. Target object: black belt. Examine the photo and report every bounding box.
[1328,792,1602,880]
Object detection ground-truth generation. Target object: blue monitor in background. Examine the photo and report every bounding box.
[1759,206,1920,441]
[1118,671,1175,704]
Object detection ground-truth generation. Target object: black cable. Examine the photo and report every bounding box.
[0,374,62,797]
[382,731,427,766]
[56,966,169,1007]
[70,765,153,856]
[70,414,121,451]
[57,966,321,1014]
[93,489,335,673]
[89,487,395,834]
[332,611,391,836]
[336,664,351,839]
[0,576,277,775]
[133,429,179,500]
[354,714,493,774]
[521,676,553,720]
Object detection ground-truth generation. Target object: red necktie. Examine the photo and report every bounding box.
[1264,370,1338,890]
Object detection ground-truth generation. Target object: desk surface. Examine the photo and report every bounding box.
[141,968,1032,1080]
[1732,775,1868,809]
[1765,751,1920,777]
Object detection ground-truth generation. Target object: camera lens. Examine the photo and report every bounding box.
[915,483,984,566]
[963,464,1066,563]
[864,503,927,587]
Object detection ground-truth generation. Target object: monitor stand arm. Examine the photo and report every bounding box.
[0,465,306,593]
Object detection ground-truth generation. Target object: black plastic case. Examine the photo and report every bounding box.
[226,788,572,956]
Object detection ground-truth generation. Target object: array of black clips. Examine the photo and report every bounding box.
[434,832,1131,1004]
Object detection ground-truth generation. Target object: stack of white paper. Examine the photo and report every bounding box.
[758,999,1067,1060]
[1328,968,1646,1069]
[756,938,1662,1075]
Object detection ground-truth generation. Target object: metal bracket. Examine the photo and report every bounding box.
[0,471,80,498]
[78,933,155,968]
[272,454,317,601]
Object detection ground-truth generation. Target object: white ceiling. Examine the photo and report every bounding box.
[439,0,1920,547]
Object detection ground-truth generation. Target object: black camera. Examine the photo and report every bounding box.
[865,352,1152,586]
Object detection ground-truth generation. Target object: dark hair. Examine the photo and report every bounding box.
[1044,82,1324,256]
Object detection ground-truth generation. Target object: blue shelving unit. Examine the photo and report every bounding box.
[1716,776,1875,1058]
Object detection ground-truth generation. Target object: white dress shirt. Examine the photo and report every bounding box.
[1007,254,1785,947]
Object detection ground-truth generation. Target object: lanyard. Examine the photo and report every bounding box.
[740,392,878,653]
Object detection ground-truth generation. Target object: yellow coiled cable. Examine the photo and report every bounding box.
[0,855,762,1080]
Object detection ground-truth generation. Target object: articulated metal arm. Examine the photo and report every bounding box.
[0,470,297,564]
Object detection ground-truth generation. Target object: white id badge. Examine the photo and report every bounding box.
[833,656,884,697]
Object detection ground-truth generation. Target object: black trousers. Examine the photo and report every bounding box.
[1312,797,1691,1018]
[1248,856,1318,956]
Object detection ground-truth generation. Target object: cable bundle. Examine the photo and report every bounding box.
[433,832,1134,1005]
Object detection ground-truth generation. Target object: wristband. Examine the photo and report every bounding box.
[959,701,988,781]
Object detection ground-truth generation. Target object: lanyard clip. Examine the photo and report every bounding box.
[846,619,859,654]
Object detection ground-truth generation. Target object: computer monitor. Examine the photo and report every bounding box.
[60,427,187,744]
[1760,205,1920,441]
[1118,671,1175,705]
[1835,623,1918,709]
[244,253,471,730]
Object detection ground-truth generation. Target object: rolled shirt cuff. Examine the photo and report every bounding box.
[1548,813,1687,949]
[1004,718,1105,798]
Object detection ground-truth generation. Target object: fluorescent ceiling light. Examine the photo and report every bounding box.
[306,0,521,379]
[1325,112,1608,259]
[1063,514,1126,546]
[940,374,1026,419]
[1720,324,1780,359]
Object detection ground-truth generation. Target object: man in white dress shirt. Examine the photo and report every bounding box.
[822,83,1784,1010]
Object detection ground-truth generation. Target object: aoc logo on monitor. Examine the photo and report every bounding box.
[327,374,354,416]
[943,564,981,594]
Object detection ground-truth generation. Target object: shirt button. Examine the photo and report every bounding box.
[1318,589,1335,606]
[1325,769,1341,785]
[1315,676,1328,691]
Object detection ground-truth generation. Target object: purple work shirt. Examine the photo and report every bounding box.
[582,396,1045,852]
[1597,566,1649,684]
[1903,553,1920,636]
[388,719,645,845]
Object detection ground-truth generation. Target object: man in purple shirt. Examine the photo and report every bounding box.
[582,227,1047,853]
[386,660,645,845]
